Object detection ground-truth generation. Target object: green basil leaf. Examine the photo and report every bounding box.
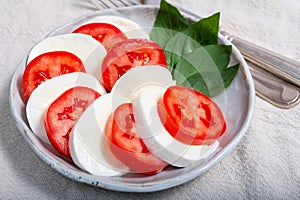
[204,45,239,90]
[164,32,201,71]
[150,0,189,49]
[164,13,220,70]
[186,12,220,46]
[150,0,239,96]
[174,45,239,97]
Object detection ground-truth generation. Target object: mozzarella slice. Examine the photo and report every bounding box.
[27,33,106,78]
[26,72,106,144]
[111,65,176,109]
[69,93,130,176]
[86,15,149,39]
[133,86,219,167]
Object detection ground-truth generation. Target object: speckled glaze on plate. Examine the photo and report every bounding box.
[9,5,255,192]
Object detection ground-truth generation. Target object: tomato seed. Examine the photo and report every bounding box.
[60,64,78,75]
[96,33,107,43]
[73,98,88,110]
[126,51,150,65]
[57,98,88,121]
[115,64,132,78]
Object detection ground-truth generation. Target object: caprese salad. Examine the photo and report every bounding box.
[22,0,237,176]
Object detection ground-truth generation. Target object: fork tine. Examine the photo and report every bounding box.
[107,0,122,7]
[90,0,109,9]
[107,0,126,7]
[114,0,141,7]
[91,0,142,10]
[118,0,131,6]
[101,0,118,8]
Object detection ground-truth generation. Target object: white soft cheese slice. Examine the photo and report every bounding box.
[69,93,130,176]
[26,72,106,144]
[111,65,176,109]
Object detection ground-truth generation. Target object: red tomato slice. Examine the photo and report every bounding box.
[105,103,167,174]
[72,23,127,50]
[22,51,85,100]
[101,39,168,91]
[158,86,226,145]
[45,86,100,158]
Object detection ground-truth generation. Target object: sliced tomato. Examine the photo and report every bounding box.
[22,51,85,100]
[45,86,100,158]
[105,103,167,174]
[72,23,127,50]
[158,86,226,145]
[101,39,168,91]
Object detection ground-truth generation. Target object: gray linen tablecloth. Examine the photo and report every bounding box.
[0,0,299,198]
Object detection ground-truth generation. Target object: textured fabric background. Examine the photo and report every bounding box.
[0,0,299,199]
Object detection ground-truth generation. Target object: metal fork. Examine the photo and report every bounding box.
[91,0,300,108]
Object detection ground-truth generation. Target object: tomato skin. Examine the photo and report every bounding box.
[73,23,127,50]
[105,103,167,174]
[158,86,226,145]
[101,39,168,91]
[22,51,85,100]
[45,86,100,158]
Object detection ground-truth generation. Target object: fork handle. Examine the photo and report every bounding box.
[221,31,300,88]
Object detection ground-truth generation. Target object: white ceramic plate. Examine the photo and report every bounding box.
[9,5,255,192]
